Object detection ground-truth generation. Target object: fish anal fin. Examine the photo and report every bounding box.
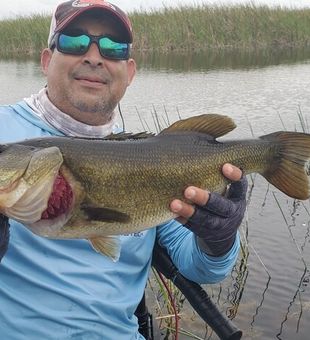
[89,236,121,262]
[81,205,130,223]
[160,114,236,138]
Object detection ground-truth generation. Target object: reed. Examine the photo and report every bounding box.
[131,4,310,52]
[0,4,309,58]
[0,14,50,58]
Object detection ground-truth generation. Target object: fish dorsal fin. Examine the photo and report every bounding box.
[160,114,236,138]
[103,132,155,141]
[65,132,154,142]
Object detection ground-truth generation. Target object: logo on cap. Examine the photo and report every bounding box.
[72,0,111,8]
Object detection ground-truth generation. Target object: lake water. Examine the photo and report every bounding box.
[1,49,310,339]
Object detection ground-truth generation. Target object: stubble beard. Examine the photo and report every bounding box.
[67,67,118,124]
[68,92,117,125]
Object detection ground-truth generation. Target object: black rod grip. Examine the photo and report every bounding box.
[152,242,242,340]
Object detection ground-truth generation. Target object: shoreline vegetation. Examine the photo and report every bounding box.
[0,4,310,58]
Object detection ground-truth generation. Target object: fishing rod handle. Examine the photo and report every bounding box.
[152,242,242,340]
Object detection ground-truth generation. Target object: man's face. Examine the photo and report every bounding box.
[41,12,136,126]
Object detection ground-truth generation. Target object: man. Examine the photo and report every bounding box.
[0,1,247,339]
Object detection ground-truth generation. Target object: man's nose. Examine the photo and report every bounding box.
[82,42,104,66]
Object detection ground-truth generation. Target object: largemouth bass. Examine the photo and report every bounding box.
[1,114,310,261]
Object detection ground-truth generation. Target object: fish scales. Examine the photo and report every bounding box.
[20,135,280,229]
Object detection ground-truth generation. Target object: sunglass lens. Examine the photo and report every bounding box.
[99,37,129,59]
[58,34,90,54]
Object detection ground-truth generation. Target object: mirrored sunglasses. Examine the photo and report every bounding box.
[52,33,130,60]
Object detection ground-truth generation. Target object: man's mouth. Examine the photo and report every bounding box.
[77,77,105,83]
[75,76,108,87]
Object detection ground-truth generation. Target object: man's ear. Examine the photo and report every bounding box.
[41,48,53,76]
[126,58,137,86]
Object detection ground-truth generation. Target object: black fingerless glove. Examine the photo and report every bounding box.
[184,177,248,257]
[0,214,10,262]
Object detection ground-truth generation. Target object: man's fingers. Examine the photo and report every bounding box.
[204,193,234,217]
[184,186,210,206]
[170,187,210,220]
[170,199,194,220]
[222,163,242,181]
[170,163,244,223]
[227,177,248,200]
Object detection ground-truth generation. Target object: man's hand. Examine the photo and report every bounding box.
[170,164,247,257]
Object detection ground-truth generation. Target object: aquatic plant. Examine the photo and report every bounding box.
[0,4,309,58]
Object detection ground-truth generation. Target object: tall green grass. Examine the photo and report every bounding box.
[0,14,50,58]
[131,4,310,51]
[0,4,309,58]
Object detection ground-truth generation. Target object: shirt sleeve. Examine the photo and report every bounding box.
[156,219,240,284]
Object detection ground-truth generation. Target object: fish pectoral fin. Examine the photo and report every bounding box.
[89,236,121,262]
[81,205,130,223]
[160,113,236,138]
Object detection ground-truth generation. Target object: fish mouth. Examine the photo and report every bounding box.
[0,146,64,224]
[1,171,61,224]
[2,169,78,238]
[27,171,77,238]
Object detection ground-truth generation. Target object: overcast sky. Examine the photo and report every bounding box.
[0,0,309,19]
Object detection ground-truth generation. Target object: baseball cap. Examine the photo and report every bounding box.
[48,0,133,47]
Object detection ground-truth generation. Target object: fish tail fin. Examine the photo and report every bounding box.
[261,131,310,200]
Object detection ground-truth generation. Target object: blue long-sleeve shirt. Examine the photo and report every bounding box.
[0,101,240,340]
